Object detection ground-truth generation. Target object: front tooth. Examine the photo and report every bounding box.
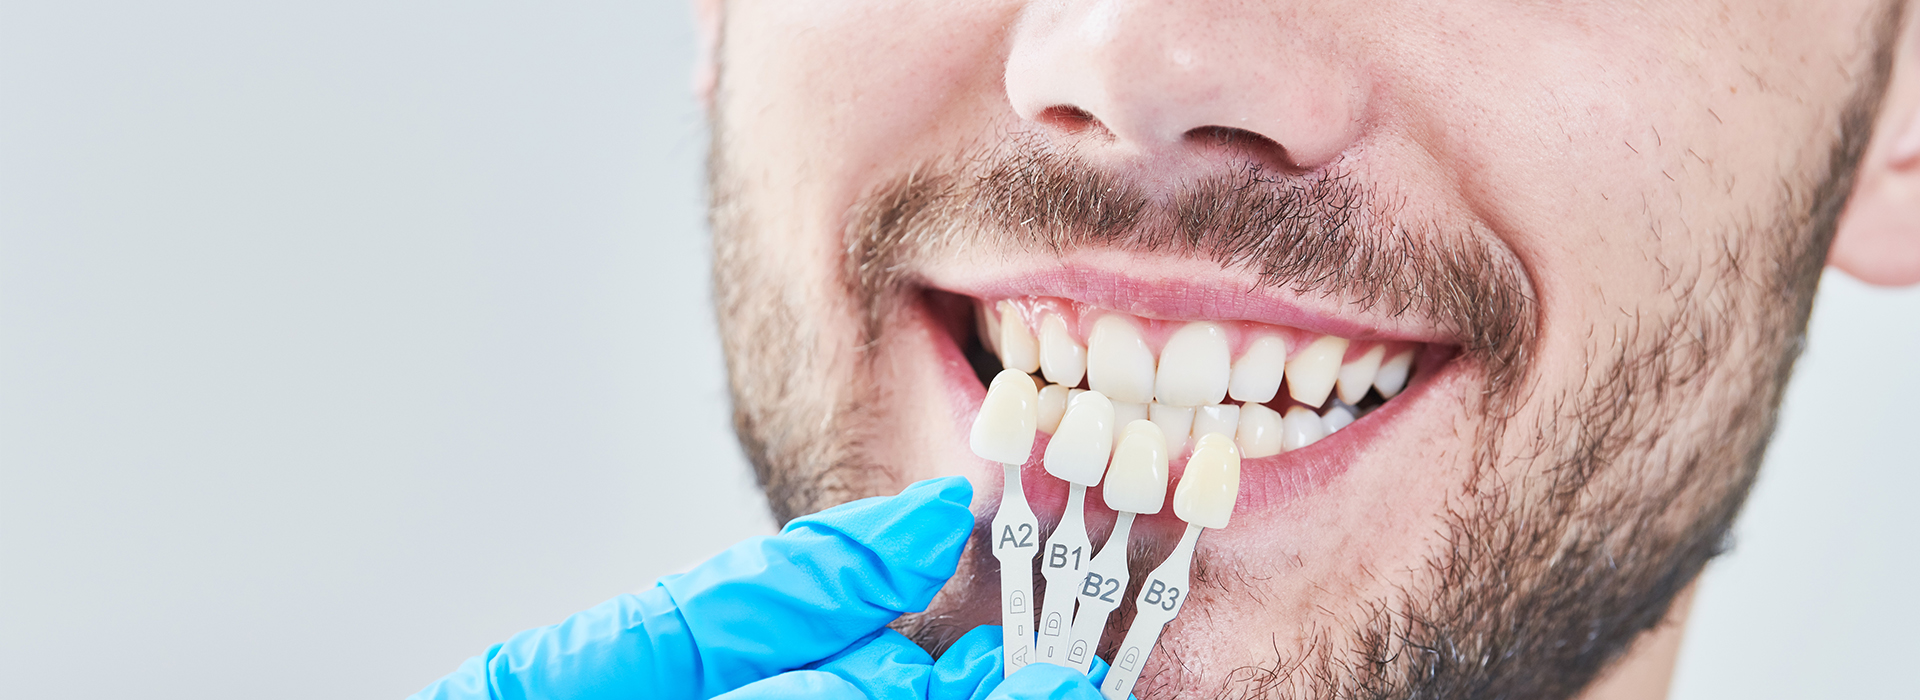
[1043,390,1115,486]
[1235,402,1285,458]
[1336,345,1385,405]
[1103,420,1170,515]
[1285,336,1349,407]
[1154,322,1229,406]
[1282,406,1328,451]
[970,368,1039,464]
[1173,433,1241,529]
[1037,383,1069,434]
[1149,403,1195,455]
[1322,404,1356,433]
[1227,334,1286,403]
[1111,400,1149,451]
[997,302,1040,373]
[979,300,1001,356]
[1038,313,1087,387]
[1193,404,1240,442]
[1375,349,1414,398]
[1086,315,1156,403]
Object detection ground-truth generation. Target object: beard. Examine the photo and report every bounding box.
[703,14,1898,698]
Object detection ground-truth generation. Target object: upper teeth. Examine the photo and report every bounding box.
[984,299,1423,459]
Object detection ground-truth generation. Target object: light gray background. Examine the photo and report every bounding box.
[0,3,1911,699]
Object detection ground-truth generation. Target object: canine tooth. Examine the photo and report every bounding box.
[1149,403,1195,455]
[1375,349,1414,398]
[1282,406,1328,451]
[1322,404,1356,433]
[970,368,1039,464]
[1044,390,1115,486]
[1155,322,1230,406]
[1038,313,1087,387]
[1087,316,1156,403]
[1193,404,1240,443]
[997,302,1040,374]
[1285,336,1349,407]
[1173,433,1241,529]
[1104,420,1170,514]
[1037,383,1069,434]
[978,300,1000,356]
[1336,345,1385,405]
[1228,334,1287,403]
[1112,400,1149,450]
[1235,402,1285,458]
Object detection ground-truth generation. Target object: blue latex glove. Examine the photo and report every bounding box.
[411,476,1119,700]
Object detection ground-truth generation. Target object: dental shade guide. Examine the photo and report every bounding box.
[1035,391,1117,665]
[1099,432,1243,700]
[970,368,1043,676]
[1062,420,1170,674]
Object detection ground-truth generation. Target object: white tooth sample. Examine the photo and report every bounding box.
[1104,420,1170,514]
[1037,384,1069,434]
[1375,349,1415,398]
[1235,402,1286,458]
[970,368,1040,464]
[1038,313,1087,387]
[1322,404,1356,433]
[1282,406,1329,451]
[1044,390,1115,486]
[998,301,1040,374]
[1111,400,1148,450]
[1086,315,1156,404]
[1336,345,1385,405]
[1227,334,1287,403]
[1154,322,1229,406]
[1149,403,1195,455]
[1285,335,1349,407]
[1173,433,1242,529]
[1068,387,1087,404]
[1193,404,1240,442]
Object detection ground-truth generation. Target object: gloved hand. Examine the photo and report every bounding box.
[410,476,1120,700]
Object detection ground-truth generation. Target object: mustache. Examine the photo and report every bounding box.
[843,141,1538,407]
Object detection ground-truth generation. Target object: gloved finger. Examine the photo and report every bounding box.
[806,629,935,700]
[985,662,1105,700]
[408,476,974,700]
[714,670,872,700]
[929,627,1129,700]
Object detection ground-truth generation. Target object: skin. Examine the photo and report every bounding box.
[695,1,1920,698]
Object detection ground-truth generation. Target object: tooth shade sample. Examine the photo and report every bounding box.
[1323,404,1356,433]
[1282,406,1329,451]
[1068,387,1087,404]
[1044,390,1116,486]
[997,301,1040,374]
[1104,420,1170,514]
[1174,433,1242,529]
[1149,403,1195,455]
[1336,345,1385,405]
[1228,334,1287,403]
[1235,402,1285,458]
[1038,314,1087,387]
[1193,404,1240,442]
[1086,316,1156,403]
[1154,322,1229,406]
[1375,349,1414,398]
[1037,384,1070,434]
[971,368,1040,464]
[1111,400,1148,451]
[1285,336,1349,407]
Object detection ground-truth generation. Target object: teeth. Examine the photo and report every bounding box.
[970,368,1039,464]
[1103,420,1170,515]
[997,301,1040,374]
[978,301,1001,356]
[1375,349,1414,398]
[1227,334,1287,403]
[1173,433,1241,529]
[1037,383,1069,434]
[1111,400,1149,451]
[1285,336,1349,407]
[1086,316,1157,404]
[1154,322,1229,406]
[1068,387,1087,404]
[1234,402,1285,458]
[1322,403,1356,433]
[1043,390,1115,487]
[1193,404,1240,443]
[1149,403,1195,455]
[1282,406,1328,451]
[1038,313,1087,387]
[1335,345,1385,405]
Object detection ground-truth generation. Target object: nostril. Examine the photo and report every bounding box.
[1184,126,1297,172]
[1036,105,1107,136]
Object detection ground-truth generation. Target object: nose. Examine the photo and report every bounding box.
[1004,0,1367,171]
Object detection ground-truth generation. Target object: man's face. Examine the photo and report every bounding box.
[706,2,1900,698]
